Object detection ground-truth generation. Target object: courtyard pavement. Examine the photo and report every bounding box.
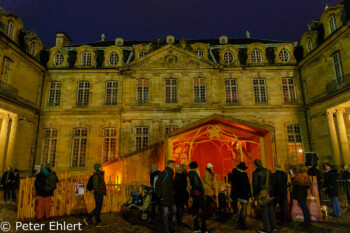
[1,202,350,233]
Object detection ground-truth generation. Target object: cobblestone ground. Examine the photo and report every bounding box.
[1,202,350,233]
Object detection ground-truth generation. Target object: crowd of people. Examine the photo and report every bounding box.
[2,159,349,232]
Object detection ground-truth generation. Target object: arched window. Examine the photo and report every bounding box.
[223,51,234,64]
[109,52,119,65]
[195,50,204,58]
[6,21,14,39]
[81,52,91,66]
[138,50,147,58]
[251,49,262,63]
[307,39,313,53]
[279,49,290,63]
[30,42,36,56]
[53,53,64,66]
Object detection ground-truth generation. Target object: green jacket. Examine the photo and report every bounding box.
[93,170,106,196]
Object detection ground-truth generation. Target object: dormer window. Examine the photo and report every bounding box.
[251,49,262,63]
[223,51,234,64]
[81,52,91,66]
[166,35,175,44]
[54,53,64,66]
[219,36,228,44]
[195,50,204,58]
[30,42,36,56]
[279,49,290,63]
[307,39,313,53]
[6,21,15,40]
[138,50,147,59]
[329,14,337,34]
[109,52,119,65]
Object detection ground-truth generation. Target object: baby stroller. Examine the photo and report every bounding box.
[121,184,154,222]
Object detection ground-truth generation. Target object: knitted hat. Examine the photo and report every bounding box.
[207,163,214,168]
[167,160,175,165]
[274,164,282,171]
[151,164,158,173]
[189,161,198,169]
[94,163,101,171]
[344,164,349,170]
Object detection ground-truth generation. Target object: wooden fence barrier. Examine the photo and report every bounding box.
[17,173,131,220]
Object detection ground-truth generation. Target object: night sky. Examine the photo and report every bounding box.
[1,0,340,47]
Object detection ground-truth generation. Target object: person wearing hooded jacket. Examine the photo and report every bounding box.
[231,162,252,230]
[34,164,58,219]
[84,163,107,227]
[189,161,207,233]
[323,163,342,217]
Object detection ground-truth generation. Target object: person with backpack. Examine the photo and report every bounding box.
[34,164,58,219]
[84,163,106,227]
[155,160,176,233]
[271,164,288,225]
[174,164,188,228]
[189,161,207,233]
[1,166,15,203]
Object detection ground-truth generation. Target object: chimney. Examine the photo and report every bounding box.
[56,32,71,47]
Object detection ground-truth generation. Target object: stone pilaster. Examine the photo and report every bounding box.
[336,109,350,165]
[326,110,341,165]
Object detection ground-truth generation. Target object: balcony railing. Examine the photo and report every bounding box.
[0,80,18,99]
[326,74,350,95]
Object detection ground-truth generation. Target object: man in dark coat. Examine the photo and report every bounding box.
[1,166,14,202]
[156,160,176,233]
[229,168,239,215]
[174,164,188,227]
[34,165,58,219]
[189,161,207,233]
[84,163,107,227]
[12,169,20,201]
[271,164,288,225]
[341,164,350,205]
[231,162,252,230]
[323,163,341,217]
[253,159,276,233]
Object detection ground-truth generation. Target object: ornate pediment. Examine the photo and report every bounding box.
[126,45,215,70]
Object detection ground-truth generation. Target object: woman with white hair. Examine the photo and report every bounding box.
[203,163,215,214]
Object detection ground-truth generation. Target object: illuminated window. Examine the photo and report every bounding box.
[48,82,61,106]
[54,53,64,66]
[6,21,14,39]
[135,127,149,150]
[105,81,118,105]
[138,50,147,58]
[81,52,91,66]
[102,128,117,162]
[137,79,149,104]
[225,79,238,104]
[307,39,313,53]
[1,57,12,83]
[194,78,206,103]
[109,52,119,65]
[71,128,87,167]
[165,125,179,134]
[76,81,90,107]
[195,50,204,58]
[282,78,296,103]
[41,129,57,167]
[329,14,337,34]
[253,78,267,103]
[223,51,234,64]
[332,51,344,84]
[165,78,177,103]
[279,49,290,63]
[251,49,262,63]
[30,43,36,56]
[287,125,304,164]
